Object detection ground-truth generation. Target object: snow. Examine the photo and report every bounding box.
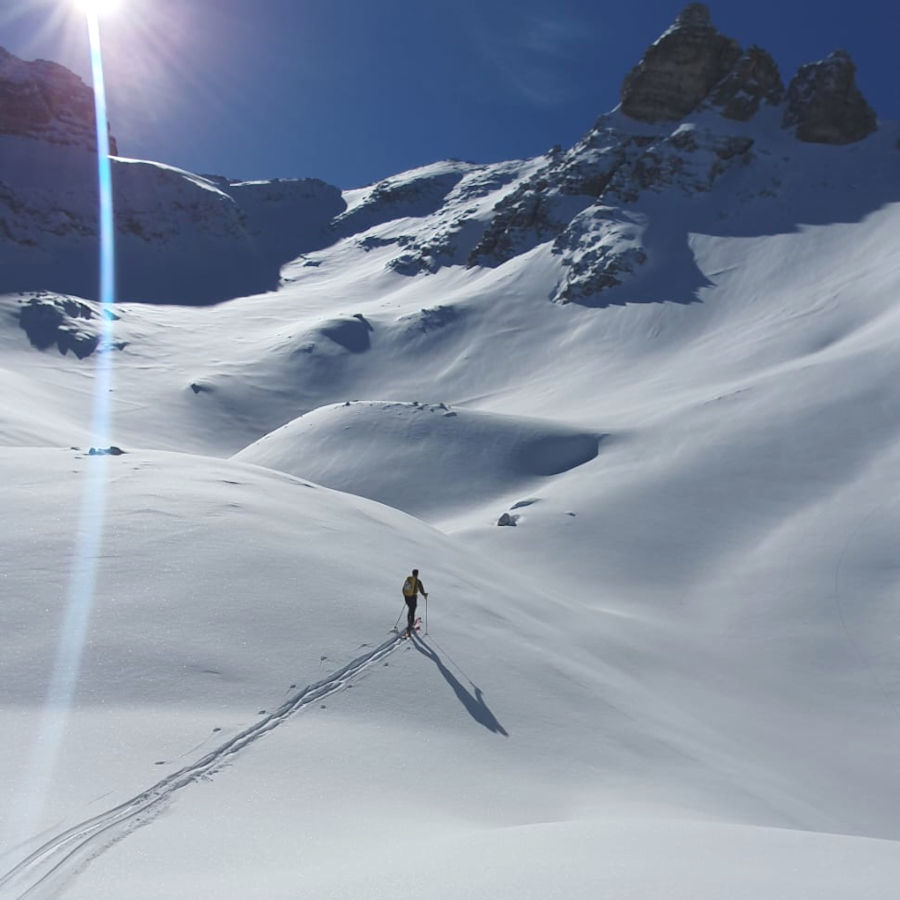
[0,136,344,305]
[233,401,602,520]
[2,93,900,897]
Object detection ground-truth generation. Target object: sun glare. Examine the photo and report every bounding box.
[75,0,122,15]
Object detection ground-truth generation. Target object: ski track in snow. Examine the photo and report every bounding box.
[0,634,403,899]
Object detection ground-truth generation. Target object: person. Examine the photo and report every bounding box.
[401,568,427,637]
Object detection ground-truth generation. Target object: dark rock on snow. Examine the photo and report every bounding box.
[620,4,742,123]
[17,293,109,359]
[782,50,877,144]
[706,45,784,121]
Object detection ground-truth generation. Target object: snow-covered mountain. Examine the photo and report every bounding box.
[2,4,900,898]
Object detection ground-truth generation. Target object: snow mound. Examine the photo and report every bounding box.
[0,446,561,853]
[233,401,603,519]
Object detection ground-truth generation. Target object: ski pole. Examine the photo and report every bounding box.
[393,602,406,632]
[425,593,428,635]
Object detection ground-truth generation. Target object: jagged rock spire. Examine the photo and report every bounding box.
[707,45,784,121]
[617,7,877,144]
[619,4,741,123]
[783,50,877,144]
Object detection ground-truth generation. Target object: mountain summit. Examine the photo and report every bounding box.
[0,5,890,308]
[620,3,876,143]
[782,49,877,144]
[620,3,745,123]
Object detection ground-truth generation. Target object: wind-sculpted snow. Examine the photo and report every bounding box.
[0,635,403,898]
[233,401,602,520]
[332,161,473,239]
[317,314,374,353]
[220,176,345,262]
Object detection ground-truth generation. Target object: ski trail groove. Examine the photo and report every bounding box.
[0,633,402,899]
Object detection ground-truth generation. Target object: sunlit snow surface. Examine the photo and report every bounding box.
[2,113,900,896]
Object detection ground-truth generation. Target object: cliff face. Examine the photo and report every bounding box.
[619,4,876,147]
[620,4,742,124]
[0,47,117,154]
[782,50,878,145]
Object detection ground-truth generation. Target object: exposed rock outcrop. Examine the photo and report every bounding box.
[358,161,526,276]
[467,178,583,268]
[469,118,754,287]
[706,45,784,120]
[467,134,633,268]
[547,124,753,303]
[782,50,877,144]
[0,46,117,154]
[620,4,741,123]
[422,7,881,301]
[551,208,647,303]
[17,292,122,358]
[603,126,754,204]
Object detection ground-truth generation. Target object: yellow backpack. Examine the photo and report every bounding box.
[402,575,416,597]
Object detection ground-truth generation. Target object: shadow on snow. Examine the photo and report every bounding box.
[411,633,508,737]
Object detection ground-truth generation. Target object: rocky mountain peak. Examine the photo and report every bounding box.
[706,45,784,121]
[671,2,714,29]
[782,50,877,144]
[619,4,742,123]
[0,45,117,154]
[619,8,877,145]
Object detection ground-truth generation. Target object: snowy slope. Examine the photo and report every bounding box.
[0,135,343,304]
[4,14,900,899]
[233,400,602,520]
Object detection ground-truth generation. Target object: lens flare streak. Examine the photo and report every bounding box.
[16,6,118,847]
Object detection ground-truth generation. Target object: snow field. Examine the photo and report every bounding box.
[2,111,900,896]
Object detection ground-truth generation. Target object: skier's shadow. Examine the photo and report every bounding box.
[411,634,508,736]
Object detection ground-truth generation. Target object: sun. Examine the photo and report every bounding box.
[74,0,122,15]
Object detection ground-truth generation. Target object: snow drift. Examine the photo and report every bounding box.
[233,401,602,519]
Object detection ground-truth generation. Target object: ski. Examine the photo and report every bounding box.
[399,617,421,638]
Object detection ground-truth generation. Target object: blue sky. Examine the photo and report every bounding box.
[2,0,897,188]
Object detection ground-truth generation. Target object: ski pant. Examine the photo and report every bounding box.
[405,596,417,631]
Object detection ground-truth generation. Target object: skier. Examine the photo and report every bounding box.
[401,568,427,637]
